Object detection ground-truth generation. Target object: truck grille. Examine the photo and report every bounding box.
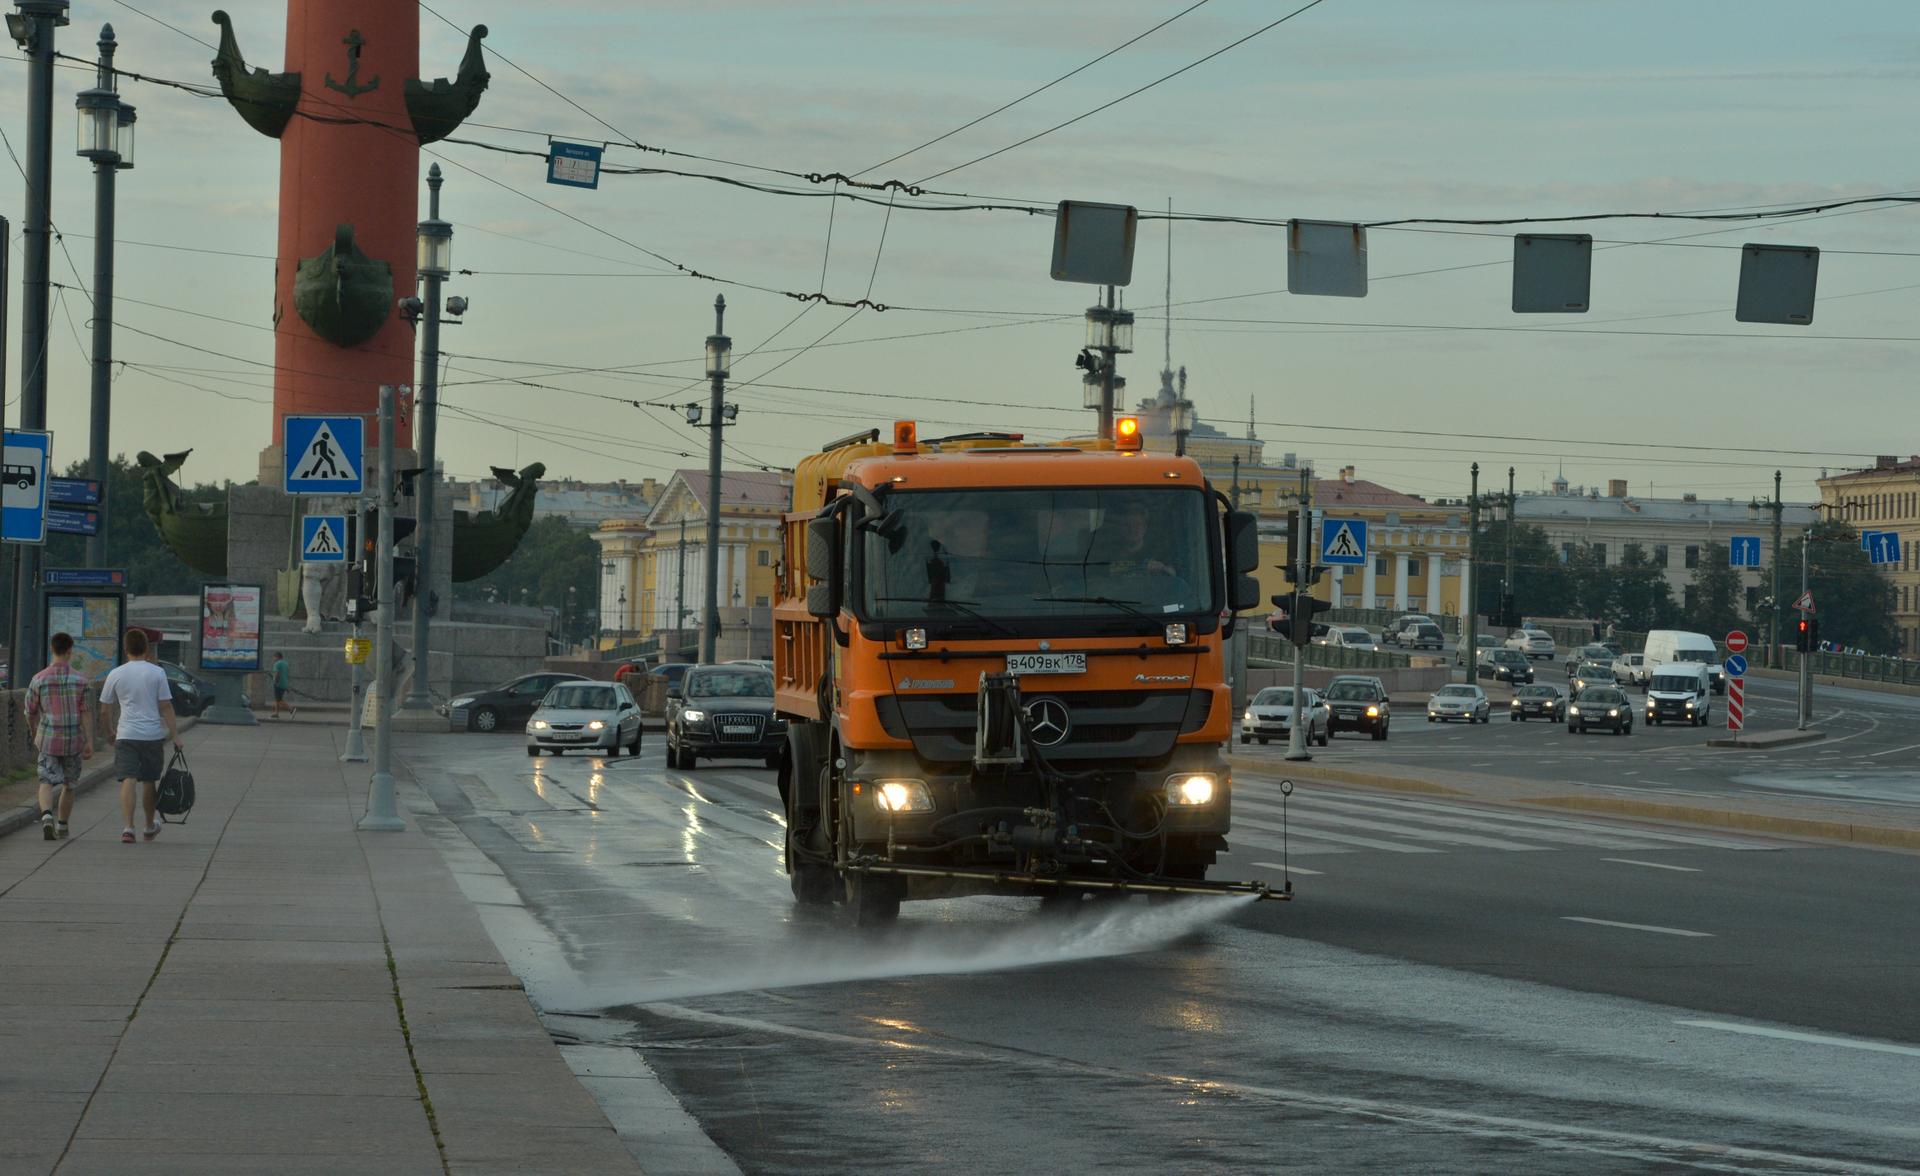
[874,689,1212,764]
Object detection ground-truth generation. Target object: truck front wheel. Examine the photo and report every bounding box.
[844,871,901,926]
[783,726,835,906]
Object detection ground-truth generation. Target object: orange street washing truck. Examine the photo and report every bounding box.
[772,419,1289,923]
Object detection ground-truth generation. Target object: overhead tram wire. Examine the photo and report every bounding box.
[853,0,1217,178]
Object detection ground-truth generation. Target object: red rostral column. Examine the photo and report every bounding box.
[210,4,488,451]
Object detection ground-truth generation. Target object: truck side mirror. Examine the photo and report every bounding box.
[805,514,841,619]
[1225,509,1262,613]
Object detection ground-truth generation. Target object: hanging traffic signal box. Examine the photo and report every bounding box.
[1290,590,1330,648]
[1794,616,1817,652]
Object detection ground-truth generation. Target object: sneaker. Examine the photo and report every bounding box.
[121,828,136,844]
[55,822,69,840]
[143,821,163,842]
[42,811,56,841]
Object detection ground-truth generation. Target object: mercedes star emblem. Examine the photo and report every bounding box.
[1024,697,1071,747]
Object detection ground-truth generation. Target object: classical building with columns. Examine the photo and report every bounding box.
[592,469,789,659]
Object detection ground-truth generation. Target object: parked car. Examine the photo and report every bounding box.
[640,662,694,714]
[1476,647,1535,684]
[1505,628,1556,660]
[665,664,785,769]
[1644,663,1713,726]
[1568,686,1633,735]
[1509,684,1565,722]
[1455,633,1500,665]
[1240,686,1330,746]
[1564,644,1616,677]
[527,680,644,757]
[1569,661,1618,694]
[157,659,233,717]
[443,672,590,732]
[1427,684,1490,723]
[1323,676,1391,740]
[1643,630,1727,694]
[1612,652,1648,689]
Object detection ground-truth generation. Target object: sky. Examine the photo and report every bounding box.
[3,0,1916,508]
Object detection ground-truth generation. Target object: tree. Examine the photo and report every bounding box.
[1610,543,1677,633]
[1774,523,1896,653]
[1474,519,1576,622]
[23,455,230,595]
[1684,541,1745,636]
[1565,543,1615,622]
[456,515,600,641]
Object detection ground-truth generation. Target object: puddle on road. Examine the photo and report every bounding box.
[542,894,1259,1010]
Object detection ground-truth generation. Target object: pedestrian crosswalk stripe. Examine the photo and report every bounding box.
[1232,815,1441,854]
[1310,791,1777,850]
[1272,794,1669,849]
[1243,807,1553,852]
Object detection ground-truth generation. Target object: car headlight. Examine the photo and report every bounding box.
[1608,709,1618,717]
[450,697,475,709]
[1569,705,1580,715]
[681,709,707,724]
[1365,706,1380,717]
[531,720,548,730]
[1165,774,1217,806]
[872,779,934,813]
[1243,710,1254,722]
[588,720,606,731]
[1685,700,1695,709]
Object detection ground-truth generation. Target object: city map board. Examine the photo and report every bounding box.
[44,593,124,684]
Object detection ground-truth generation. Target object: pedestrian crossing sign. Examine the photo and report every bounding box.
[301,514,349,563]
[283,415,365,494]
[1320,517,1368,566]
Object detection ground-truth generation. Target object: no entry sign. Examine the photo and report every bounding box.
[1725,630,1748,654]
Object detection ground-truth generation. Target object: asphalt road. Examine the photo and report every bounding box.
[1253,647,1920,809]
[403,729,1920,1175]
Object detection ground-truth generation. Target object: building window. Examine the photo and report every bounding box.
[1652,544,1669,568]
[1560,543,1574,563]
[1375,555,1390,577]
[756,549,770,566]
[754,594,770,607]
[1685,545,1700,569]
[1591,543,1606,566]
[1684,585,1698,610]
[1407,557,1423,577]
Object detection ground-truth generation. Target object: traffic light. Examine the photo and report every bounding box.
[1794,616,1818,652]
[1268,591,1331,648]
[1499,592,1517,629]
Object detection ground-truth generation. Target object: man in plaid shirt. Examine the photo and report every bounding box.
[26,632,94,841]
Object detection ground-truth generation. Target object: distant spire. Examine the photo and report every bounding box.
[1157,198,1177,406]
[1246,392,1255,442]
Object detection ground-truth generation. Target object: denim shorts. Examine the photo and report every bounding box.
[37,751,83,788]
[113,739,167,783]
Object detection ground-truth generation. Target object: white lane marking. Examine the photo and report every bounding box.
[1600,858,1701,873]
[1252,860,1323,875]
[1676,1019,1920,1059]
[1335,793,1776,850]
[1866,742,1920,758]
[1561,916,1713,938]
[642,1003,1912,1175]
[1284,795,1657,849]
[1230,816,1440,854]
[1239,809,1548,852]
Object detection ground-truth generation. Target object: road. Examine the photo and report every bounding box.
[402,726,1920,1175]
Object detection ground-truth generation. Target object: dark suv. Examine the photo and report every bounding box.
[1323,676,1391,740]
[666,665,786,770]
[1477,647,1535,684]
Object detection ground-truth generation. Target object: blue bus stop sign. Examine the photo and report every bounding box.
[2,428,53,544]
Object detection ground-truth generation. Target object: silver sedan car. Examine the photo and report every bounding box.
[527,681,644,757]
[1240,686,1329,746]
[1427,684,1491,723]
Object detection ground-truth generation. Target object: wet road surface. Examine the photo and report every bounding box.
[402,731,1920,1174]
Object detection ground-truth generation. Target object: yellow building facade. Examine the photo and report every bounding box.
[1818,456,1920,654]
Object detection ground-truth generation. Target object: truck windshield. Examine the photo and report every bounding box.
[860,486,1214,621]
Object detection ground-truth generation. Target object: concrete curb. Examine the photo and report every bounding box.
[1518,794,1920,851]
[0,716,200,839]
[1706,730,1827,749]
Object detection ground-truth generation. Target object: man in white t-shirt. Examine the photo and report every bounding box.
[98,629,182,844]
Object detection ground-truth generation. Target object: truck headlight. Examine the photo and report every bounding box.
[681,709,707,724]
[904,627,928,650]
[588,720,606,731]
[1164,622,1189,646]
[1685,700,1695,709]
[1165,774,1217,806]
[874,780,934,813]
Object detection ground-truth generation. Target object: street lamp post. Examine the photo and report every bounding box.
[76,22,132,569]
[7,0,71,688]
[1171,397,1195,458]
[1464,463,1481,685]
[401,165,462,709]
[690,297,732,664]
[1081,293,1134,440]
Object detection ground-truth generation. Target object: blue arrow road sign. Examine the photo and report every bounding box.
[2,428,53,544]
[1870,531,1902,565]
[284,415,365,494]
[300,515,349,563]
[1728,535,1762,567]
[1319,517,1369,566]
[1724,653,1748,677]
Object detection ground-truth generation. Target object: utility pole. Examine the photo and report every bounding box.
[1797,528,1811,730]
[697,296,731,665]
[1770,469,1783,669]
[1286,466,1313,762]
[1464,463,1480,685]
[1083,290,1133,441]
[1229,456,1247,713]
[340,492,368,763]
[1503,465,1515,628]
[360,384,404,831]
[402,164,455,711]
[77,22,131,568]
[676,517,688,658]
[8,0,70,689]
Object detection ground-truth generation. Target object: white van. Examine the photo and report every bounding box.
[1641,630,1726,695]
[1644,662,1711,726]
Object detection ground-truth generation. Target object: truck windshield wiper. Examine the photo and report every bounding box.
[872,595,1018,637]
[1043,594,1158,620]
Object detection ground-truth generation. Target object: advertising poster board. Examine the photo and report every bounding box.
[199,583,264,673]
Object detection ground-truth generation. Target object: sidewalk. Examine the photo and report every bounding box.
[0,721,645,1175]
